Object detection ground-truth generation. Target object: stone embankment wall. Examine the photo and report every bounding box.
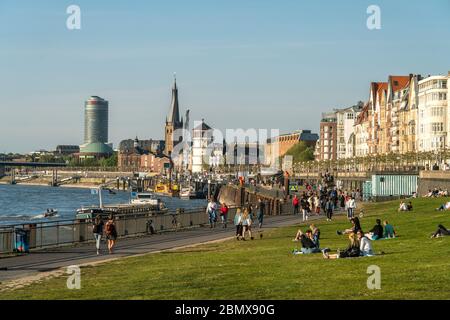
[218,185,289,215]
[418,171,450,195]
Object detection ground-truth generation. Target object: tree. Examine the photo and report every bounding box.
[99,152,118,167]
[284,141,315,163]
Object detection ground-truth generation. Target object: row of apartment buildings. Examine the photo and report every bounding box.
[315,71,450,160]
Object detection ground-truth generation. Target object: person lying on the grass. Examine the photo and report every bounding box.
[293,229,321,254]
[366,219,383,240]
[336,217,361,236]
[435,201,450,211]
[431,224,450,238]
[322,233,360,259]
[383,220,396,238]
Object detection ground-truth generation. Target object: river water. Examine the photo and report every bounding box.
[0,184,207,225]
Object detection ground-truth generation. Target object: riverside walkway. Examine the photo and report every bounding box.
[0,214,313,284]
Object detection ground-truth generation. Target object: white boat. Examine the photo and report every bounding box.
[131,192,160,206]
[180,187,196,199]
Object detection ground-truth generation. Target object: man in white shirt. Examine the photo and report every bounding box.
[346,197,356,219]
[206,199,217,228]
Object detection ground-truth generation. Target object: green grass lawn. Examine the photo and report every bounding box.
[1,197,450,300]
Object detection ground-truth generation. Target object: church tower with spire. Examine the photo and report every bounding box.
[164,75,184,155]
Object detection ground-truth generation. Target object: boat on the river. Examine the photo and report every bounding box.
[44,208,58,218]
[152,182,179,197]
[130,192,159,205]
[75,192,167,220]
[179,186,205,199]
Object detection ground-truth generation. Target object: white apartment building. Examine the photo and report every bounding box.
[335,102,363,159]
[417,74,449,152]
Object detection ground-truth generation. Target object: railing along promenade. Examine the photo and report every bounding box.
[0,207,226,254]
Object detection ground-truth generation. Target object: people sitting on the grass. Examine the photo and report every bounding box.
[430,224,450,238]
[398,201,408,212]
[336,217,361,236]
[292,229,321,254]
[435,201,450,211]
[425,188,449,198]
[366,219,384,240]
[310,224,321,248]
[407,201,413,211]
[357,230,375,257]
[383,220,396,238]
[322,233,360,259]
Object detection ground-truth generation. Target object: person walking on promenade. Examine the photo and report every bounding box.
[292,194,299,215]
[92,215,104,255]
[256,198,265,228]
[325,197,334,221]
[105,215,117,254]
[241,208,254,240]
[300,196,309,222]
[219,202,229,228]
[314,194,320,215]
[234,208,243,240]
[346,196,356,220]
[206,198,217,228]
[339,192,346,212]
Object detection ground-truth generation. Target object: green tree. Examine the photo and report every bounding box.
[284,141,315,163]
[100,152,118,167]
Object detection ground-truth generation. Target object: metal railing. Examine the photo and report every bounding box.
[0,207,253,254]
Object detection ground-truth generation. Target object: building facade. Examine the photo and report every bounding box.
[84,96,109,145]
[265,130,318,165]
[417,74,449,152]
[315,112,337,161]
[118,137,170,173]
[335,102,363,159]
[79,96,113,159]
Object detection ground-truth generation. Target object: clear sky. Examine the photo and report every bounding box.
[1,0,449,153]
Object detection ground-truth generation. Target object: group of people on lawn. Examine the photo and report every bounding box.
[292,216,397,259]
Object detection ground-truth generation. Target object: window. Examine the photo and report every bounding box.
[431,123,444,133]
[431,107,444,117]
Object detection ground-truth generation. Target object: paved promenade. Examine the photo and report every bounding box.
[0,214,314,283]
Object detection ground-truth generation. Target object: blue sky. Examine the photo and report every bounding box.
[1,0,449,153]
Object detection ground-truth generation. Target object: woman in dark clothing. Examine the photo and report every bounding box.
[323,233,360,259]
[336,217,361,236]
[92,215,104,255]
[105,215,118,254]
[256,198,265,228]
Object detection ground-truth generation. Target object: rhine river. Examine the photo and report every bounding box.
[0,184,207,225]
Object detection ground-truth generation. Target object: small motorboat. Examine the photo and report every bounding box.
[44,208,58,218]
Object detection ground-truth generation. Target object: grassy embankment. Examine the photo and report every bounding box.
[1,198,450,300]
